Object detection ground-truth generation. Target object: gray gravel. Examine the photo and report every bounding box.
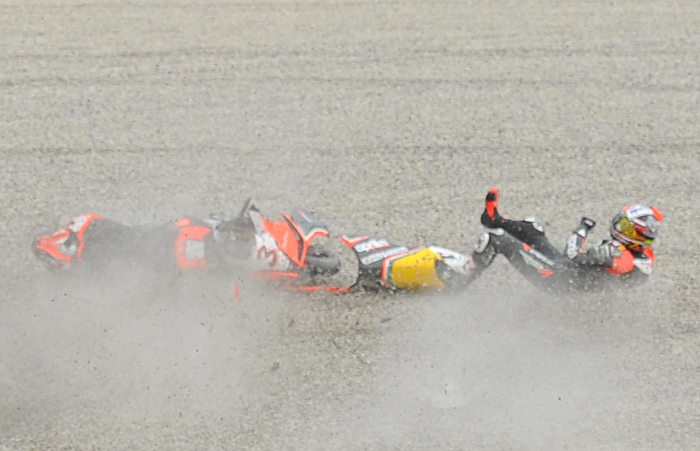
[1,1,700,449]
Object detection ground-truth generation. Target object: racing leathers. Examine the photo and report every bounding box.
[468,216,656,292]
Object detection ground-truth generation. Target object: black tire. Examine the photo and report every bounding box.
[305,244,341,276]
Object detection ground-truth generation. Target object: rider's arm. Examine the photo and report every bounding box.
[564,217,596,260]
[570,240,637,276]
[565,217,635,273]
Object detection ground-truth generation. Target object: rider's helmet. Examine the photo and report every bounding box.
[610,204,663,248]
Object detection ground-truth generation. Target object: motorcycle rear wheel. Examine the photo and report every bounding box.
[305,244,341,276]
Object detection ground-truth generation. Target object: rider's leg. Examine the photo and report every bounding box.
[470,227,563,288]
[480,187,561,260]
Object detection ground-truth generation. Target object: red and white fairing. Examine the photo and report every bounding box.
[34,213,103,267]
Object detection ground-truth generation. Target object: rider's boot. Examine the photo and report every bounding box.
[481,186,504,229]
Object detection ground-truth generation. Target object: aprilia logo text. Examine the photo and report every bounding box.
[355,238,391,253]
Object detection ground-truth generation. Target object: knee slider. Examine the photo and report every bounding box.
[524,216,544,233]
[474,229,503,253]
[473,231,498,268]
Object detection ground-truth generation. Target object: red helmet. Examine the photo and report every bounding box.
[610,204,663,248]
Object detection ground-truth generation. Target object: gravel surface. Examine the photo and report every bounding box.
[1,1,699,449]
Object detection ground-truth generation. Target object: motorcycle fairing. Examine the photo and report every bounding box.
[383,248,446,291]
[35,229,73,264]
[342,235,410,290]
[287,208,329,245]
[173,218,211,272]
[33,203,346,293]
[342,236,474,291]
[249,207,330,269]
[250,232,293,271]
[34,213,103,266]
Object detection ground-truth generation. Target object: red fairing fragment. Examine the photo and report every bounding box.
[174,225,211,272]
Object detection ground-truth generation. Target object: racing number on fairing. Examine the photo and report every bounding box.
[257,246,279,268]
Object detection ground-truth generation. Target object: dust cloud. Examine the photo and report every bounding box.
[1,261,277,435]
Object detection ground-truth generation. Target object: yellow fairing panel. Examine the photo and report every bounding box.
[386,248,444,291]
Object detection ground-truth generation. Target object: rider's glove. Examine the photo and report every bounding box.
[573,217,596,237]
[566,217,597,259]
[585,243,621,266]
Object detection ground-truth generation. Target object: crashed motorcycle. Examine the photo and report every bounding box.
[34,200,476,294]
[33,200,343,291]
